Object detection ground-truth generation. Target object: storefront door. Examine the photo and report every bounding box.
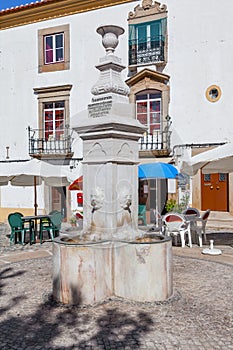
[201,173,228,211]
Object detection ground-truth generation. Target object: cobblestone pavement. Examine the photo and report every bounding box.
[0,223,233,349]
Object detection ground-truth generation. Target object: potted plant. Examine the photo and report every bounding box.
[70,216,77,227]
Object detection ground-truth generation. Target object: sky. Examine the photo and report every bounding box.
[0,0,40,10]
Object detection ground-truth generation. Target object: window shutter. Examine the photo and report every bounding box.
[137,24,147,44]
[150,21,160,41]
[129,24,136,41]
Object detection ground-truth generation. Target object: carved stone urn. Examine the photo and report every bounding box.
[97,25,124,55]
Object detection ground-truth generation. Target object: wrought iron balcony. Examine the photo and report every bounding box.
[138,118,172,156]
[129,36,165,66]
[28,125,73,158]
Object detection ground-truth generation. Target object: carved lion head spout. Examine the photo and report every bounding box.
[119,189,132,214]
[90,187,105,213]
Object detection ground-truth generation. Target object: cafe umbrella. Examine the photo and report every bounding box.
[138,162,178,225]
[0,159,70,215]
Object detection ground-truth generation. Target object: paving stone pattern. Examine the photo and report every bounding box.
[0,223,233,349]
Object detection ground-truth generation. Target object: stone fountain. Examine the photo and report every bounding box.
[53,25,173,305]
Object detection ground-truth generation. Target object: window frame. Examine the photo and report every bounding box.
[129,18,167,66]
[206,85,222,103]
[44,33,64,65]
[136,90,162,133]
[38,24,70,73]
[33,84,72,140]
[44,101,65,141]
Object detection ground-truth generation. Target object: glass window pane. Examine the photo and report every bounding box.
[204,174,211,182]
[56,48,64,62]
[137,25,147,43]
[45,50,53,64]
[150,100,160,112]
[137,114,147,125]
[150,112,160,124]
[137,102,147,114]
[55,33,63,48]
[136,94,147,101]
[150,21,161,40]
[150,124,160,132]
[44,102,53,109]
[55,110,64,121]
[219,173,226,181]
[55,101,64,108]
[149,93,161,99]
[45,36,53,49]
[44,111,53,120]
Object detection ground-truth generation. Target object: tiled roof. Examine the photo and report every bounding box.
[0,0,135,29]
[0,0,54,13]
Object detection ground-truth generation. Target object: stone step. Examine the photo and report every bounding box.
[206,211,233,231]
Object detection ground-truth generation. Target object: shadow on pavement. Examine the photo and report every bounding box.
[0,264,153,350]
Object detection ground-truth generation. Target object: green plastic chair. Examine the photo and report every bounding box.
[14,212,35,232]
[39,211,62,243]
[138,204,147,225]
[8,213,34,245]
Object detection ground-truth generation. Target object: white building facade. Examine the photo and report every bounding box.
[0,0,232,222]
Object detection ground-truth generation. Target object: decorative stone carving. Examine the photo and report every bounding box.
[90,187,105,213]
[128,0,167,19]
[117,142,133,158]
[90,25,129,102]
[119,189,132,214]
[97,25,124,55]
[87,142,107,159]
[142,0,153,10]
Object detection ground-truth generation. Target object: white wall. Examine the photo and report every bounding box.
[166,0,233,145]
[0,2,136,161]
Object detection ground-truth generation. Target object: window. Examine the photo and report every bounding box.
[44,33,64,64]
[126,69,170,153]
[136,90,162,133]
[31,85,73,158]
[206,85,222,102]
[38,24,70,73]
[129,19,166,65]
[44,101,65,141]
[204,174,211,182]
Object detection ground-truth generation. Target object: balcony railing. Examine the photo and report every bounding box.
[129,36,165,66]
[28,126,73,157]
[138,122,171,153]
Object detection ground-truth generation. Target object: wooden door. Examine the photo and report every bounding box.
[201,173,228,211]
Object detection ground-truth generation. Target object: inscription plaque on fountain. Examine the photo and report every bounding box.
[88,96,113,118]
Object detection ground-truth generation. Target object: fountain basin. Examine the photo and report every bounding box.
[53,234,173,305]
[114,235,173,302]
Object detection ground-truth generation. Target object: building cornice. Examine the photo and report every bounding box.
[0,0,137,30]
[33,84,73,94]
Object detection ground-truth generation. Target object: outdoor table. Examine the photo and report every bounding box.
[22,215,51,243]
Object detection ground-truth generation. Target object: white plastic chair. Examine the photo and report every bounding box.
[163,213,192,248]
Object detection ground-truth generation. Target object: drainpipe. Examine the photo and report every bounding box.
[172,142,226,157]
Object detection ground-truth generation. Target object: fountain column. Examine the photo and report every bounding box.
[75,25,145,241]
